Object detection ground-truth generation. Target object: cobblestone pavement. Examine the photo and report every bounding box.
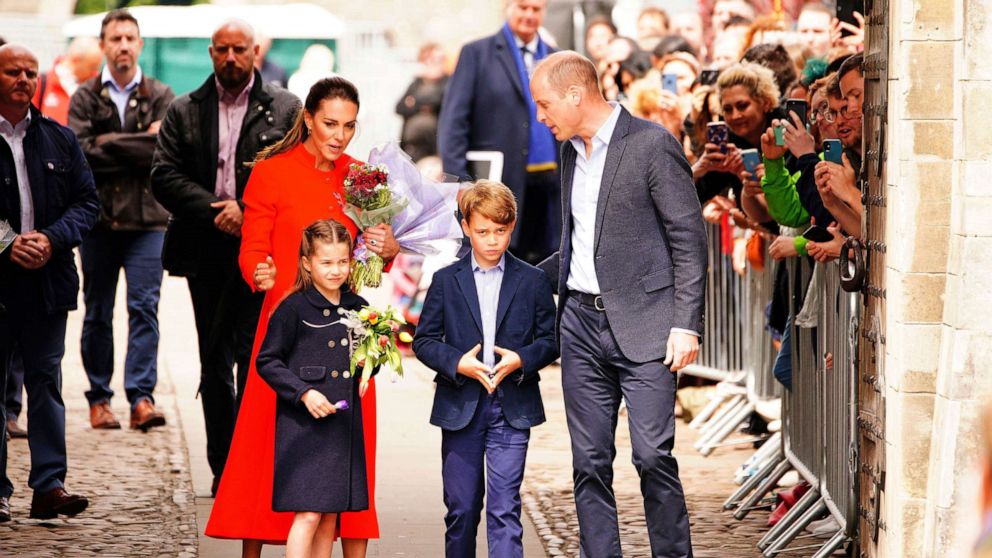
[521,364,818,558]
[0,298,197,557]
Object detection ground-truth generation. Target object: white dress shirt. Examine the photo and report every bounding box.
[512,34,540,75]
[471,252,506,370]
[566,103,621,296]
[0,111,34,233]
[102,65,142,127]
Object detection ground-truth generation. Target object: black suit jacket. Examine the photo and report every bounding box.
[150,70,300,276]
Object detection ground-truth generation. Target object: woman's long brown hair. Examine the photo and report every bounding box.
[254,76,361,163]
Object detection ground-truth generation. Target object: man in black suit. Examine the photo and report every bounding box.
[438,0,560,265]
[532,51,708,558]
[150,20,299,495]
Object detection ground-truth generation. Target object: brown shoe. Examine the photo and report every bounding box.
[5,419,26,438]
[89,402,121,430]
[29,487,88,519]
[130,399,165,432]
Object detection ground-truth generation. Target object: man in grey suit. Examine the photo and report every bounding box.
[531,52,707,558]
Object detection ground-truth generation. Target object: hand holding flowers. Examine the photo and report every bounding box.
[338,304,413,394]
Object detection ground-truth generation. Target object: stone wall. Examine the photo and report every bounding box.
[884,0,992,556]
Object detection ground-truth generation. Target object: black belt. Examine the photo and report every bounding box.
[571,291,605,311]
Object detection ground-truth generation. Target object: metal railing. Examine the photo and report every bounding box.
[684,221,860,557]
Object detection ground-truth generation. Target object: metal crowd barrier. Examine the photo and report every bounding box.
[684,224,780,456]
[683,222,860,556]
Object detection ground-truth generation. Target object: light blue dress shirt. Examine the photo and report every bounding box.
[101,65,142,127]
[471,252,506,371]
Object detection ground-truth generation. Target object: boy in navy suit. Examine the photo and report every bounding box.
[413,180,558,558]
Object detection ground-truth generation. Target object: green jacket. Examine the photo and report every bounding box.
[760,154,820,256]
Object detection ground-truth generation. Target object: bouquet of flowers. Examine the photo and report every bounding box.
[338,304,414,391]
[338,143,463,292]
[0,220,15,254]
[340,163,408,291]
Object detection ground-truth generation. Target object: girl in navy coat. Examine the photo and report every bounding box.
[256,219,370,558]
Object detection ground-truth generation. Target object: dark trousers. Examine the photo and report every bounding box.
[441,393,530,558]
[5,346,23,420]
[513,170,561,265]
[80,229,165,409]
[560,297,692,558]
[186,262,262,478]
[0,294,70,498]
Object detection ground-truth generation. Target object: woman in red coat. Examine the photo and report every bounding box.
[205,77,398,558]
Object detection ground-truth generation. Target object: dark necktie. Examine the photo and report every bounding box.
[520,46,533,75]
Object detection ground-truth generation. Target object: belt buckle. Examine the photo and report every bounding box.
[593,295,605,311]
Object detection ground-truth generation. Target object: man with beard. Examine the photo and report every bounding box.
[69,8,175,432]
[151,20,299,495]
[0,44,99,522]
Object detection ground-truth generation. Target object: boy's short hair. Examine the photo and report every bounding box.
[460,180,517,226]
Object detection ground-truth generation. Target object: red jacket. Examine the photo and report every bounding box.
[32,62,72,125]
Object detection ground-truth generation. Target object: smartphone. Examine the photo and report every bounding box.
[823,139,844,164]
[741,148,760,176]
[803,225,835,243]
[707,122,729,154]
[662,73,679,95]
[699,69,720,86]
[785,98,809,128]
[774,125,786,146]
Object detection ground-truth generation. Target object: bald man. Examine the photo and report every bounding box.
[0,44,99,522]
[531,52,706,558]
[151,20,299,494]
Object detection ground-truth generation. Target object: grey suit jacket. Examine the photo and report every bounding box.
[541,107,708,364]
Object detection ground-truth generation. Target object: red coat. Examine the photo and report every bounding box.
[205,142,379,542]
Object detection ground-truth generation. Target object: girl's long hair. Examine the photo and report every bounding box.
[254,76,361,163]
[290,219,354,296]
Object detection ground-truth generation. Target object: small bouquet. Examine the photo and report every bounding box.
[339,163,408,291]
[0,220,15,254]
[337,143,463,293]
[338,304,414,391]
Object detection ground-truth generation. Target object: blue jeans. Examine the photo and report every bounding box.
[441,392,531,558]
[80,229,165,409]
[773,315,794,390]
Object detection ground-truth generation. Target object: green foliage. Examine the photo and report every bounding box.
[74,0,207,15]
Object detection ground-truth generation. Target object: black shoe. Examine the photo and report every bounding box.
[0,496,10,522]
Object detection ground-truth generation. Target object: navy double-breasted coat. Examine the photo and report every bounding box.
[256,286,369,513]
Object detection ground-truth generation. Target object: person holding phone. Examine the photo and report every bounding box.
[694,63,785,225]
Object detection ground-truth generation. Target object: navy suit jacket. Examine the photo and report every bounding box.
[437,30,558,246]
[413,252,558,431]
[0,105,99,314]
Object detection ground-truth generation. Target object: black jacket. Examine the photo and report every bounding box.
[150,70,300,276]
[0,106,99,314]
[69,73,174,231]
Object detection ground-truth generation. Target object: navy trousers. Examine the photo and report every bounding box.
[441,392,530,558]
[186,261,262,478]
[0,294,70,498]
[560,297,692,558]
[80,229,165,409]
[5,346,23,420]
[514,170,561,265]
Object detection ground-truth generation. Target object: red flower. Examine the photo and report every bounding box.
[378,335,389,347]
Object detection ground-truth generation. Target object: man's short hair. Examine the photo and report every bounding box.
[460,180,517,226]
[535,51,600,96]
[825,72,843,99]
[100,8,140,40]
[838,52,863,80]
[585,16,617,36]
[800,2,833,18]
[638,7,670,29]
